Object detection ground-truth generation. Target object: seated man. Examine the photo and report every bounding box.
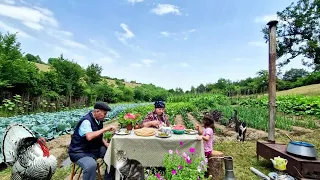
[68,102,116,180]
[142,101,170,128]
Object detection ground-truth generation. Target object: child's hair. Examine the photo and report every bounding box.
[203,114,215,132]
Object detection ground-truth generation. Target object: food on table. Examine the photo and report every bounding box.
[158,132,169,137]
[173,124,185,130]
[134,128,156,136]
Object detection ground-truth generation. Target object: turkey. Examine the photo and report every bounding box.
[1,123,57,180]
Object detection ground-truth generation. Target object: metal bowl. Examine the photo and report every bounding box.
[286,141,318,158]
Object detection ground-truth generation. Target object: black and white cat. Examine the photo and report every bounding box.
[115,149,145,180]
[237,121,247,142]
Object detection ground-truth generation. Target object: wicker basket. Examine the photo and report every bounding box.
[208,150,224,180]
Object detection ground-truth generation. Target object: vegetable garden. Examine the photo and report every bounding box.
[0,93,319,179]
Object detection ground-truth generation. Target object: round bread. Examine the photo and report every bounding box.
[134,128,157,136]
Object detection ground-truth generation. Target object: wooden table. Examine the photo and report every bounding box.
[256,141,320,179]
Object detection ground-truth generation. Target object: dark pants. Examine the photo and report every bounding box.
[75,146,115,180]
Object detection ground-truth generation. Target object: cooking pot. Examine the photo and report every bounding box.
[286,140,318,158]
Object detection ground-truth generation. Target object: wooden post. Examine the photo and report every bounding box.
[267,20,278,143]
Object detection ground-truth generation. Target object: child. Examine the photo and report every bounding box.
[195,114,215,158]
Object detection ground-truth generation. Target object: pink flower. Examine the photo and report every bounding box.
[189,147,195,154]
[205,158,208,163]
[156,173,161,179]
[176,149,179,154]
[179,141,183,146]
[171,169,177,175]
[168,150,173,154]
[183,152,187,158]
[178,165,183,170]
[186,158,192,164]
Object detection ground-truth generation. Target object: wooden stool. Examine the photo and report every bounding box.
[208,150,224,180]
[70,158,104,180]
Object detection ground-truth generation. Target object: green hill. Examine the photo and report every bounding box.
[34,62,141,88]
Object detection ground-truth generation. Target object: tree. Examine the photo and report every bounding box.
[282,68,309,82]
[25,53,44,64]
[262,0,320,71]
[86,63,102,85]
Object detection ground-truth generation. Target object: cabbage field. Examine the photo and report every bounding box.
[0,103,149,163]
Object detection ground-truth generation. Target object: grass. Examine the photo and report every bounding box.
[269,84,320,96]
[214,130,320,180]
[35,62,51,72]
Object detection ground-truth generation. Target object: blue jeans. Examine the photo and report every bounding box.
[76,146,115,180]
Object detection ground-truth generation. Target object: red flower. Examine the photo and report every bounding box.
[124,113,136,119]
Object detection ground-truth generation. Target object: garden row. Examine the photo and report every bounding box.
[237,95,320,117]
[168,93,320,117]
[120,96,318,133]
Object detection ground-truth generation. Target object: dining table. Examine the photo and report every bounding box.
[104,128,205,180]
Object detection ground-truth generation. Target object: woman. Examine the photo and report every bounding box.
[142,101,170,128]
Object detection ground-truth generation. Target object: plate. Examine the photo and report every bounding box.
[185,130,198,135]
[155,133,171,138]
[116,131,130,135]
[268,172,294,180]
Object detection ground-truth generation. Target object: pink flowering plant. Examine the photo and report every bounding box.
[146,141,209,180]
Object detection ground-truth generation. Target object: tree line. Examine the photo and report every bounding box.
[0,32,169,116]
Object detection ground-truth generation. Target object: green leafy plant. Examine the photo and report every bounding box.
[146,141,209,180]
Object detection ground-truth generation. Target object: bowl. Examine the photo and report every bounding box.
[172,129,185,134]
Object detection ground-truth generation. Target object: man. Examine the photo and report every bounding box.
[142,101,170,128]
[68,102,116,180]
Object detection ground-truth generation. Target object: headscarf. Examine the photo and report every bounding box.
[154,101,165,108]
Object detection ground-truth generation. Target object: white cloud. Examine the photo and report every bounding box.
[0,20,32,38]
[46,29,73,39]
[1,0,15,5]
[188,29,196,33]
[160,31,175,37]
[88,38,120,58]
[61,39,88,49]
[115,23,135,45]
[130,63,143,67]
[151,4,181,16]
[254,14,279,23]
[142,59,154,66]
[0,4,59,29]
[97,56,113,64]
[23,21,44,30]
[128,0,143,5]
[180,62,189,67]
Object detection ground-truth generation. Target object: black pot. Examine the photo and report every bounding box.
[286,141,318,158]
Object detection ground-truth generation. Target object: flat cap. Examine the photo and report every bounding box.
[94,102,111,111]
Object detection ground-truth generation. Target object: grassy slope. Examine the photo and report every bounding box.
[34,63,141,88]
[272,84,320,96]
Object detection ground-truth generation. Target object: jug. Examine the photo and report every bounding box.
[270,156,288,171]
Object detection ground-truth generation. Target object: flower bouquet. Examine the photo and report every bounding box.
[145,141,210,180]
[119,113,141,130]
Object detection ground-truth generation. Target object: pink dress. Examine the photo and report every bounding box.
[203,127,214,157]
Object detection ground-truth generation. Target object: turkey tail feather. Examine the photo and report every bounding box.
[1,124,35,165]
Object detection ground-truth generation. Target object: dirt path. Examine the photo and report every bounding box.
[174,114,185,126]
[187,113,200,126]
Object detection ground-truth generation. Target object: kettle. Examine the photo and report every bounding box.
[270,156,288,171]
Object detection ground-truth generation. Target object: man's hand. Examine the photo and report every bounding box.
[86,125,116,141]
[103,125,117,132]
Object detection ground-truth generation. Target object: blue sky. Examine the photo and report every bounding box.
[0,0,307,90]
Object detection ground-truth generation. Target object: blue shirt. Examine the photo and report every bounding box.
[78,112,100,137]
